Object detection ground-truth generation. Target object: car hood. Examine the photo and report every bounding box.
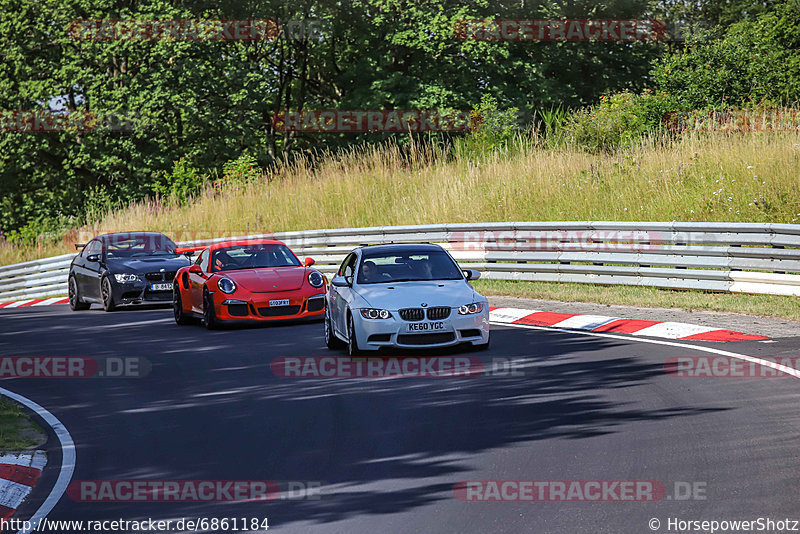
[220,267,307,292]
[355,280,478,310]
[106,256,190,273]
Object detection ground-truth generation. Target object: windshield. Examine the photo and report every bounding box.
[212,243,301,272]
[357,250,463,284]
[104,234,177,258]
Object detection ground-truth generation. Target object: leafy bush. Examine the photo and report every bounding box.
[152,157,207,204]
[562,91,677,153]
[653,1,800,109]
[454,95,523,159]
[217,154,261,188]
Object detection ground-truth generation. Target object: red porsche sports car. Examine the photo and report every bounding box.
[172,239,327,328]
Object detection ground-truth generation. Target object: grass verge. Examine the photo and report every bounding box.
[473,279,800,322]
[1,132,800,266]
[0,396,45,450]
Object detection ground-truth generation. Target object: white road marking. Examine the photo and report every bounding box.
[632,321,717,339]
[0,386,75,534]
[551,315,619,331]
[489,308,539,323]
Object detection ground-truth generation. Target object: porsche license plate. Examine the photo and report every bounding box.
[269,299,290,307]
[406,321,446,332]
[150,283,171,291]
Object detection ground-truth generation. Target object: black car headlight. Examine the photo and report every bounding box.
[217,277,237,294]
[308,271,324,288]
[360,308,392,320]
[458,303,484,315]
[114,273,141,283]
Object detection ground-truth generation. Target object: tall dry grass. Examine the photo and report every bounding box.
[2,132,799,266]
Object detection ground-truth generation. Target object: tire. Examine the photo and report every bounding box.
[68,276,90,311]
[325,307,344,350]
[202,288,218,330]
[101,276,116,312]
[173,287,192,325]
[346,312,362,357]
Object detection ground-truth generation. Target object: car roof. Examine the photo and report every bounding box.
[358,243,445,255]
[97,231,172,241]
[207,239,286,251]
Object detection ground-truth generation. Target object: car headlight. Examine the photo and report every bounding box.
[114,273,141,283]
[360,308,392,320]
[308,271,324,288]
[458,302,484,315]
[217,277,237,294]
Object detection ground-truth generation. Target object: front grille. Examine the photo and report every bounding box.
[145,271,176,282]
[399,308,425,321]
[143,291,171,301]
[227,303,250,317]
[307,298,325,312]
[426,307,451,320]
[258,305,301,317]
[397,333,456,345]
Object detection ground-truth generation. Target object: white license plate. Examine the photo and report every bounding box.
[269,299,290,307]
[150,283,172,291]
[406,321,446,332]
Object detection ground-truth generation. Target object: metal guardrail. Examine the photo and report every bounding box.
[1,222,800,301]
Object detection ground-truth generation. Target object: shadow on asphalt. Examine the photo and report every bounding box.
[0,305,728,527]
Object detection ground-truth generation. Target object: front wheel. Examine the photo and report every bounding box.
[68,276,90,311]
[325,308,344,350]
[347,313,362,357]
[173,288,192,325]
[101,276,116,312]
[202,288,218,330]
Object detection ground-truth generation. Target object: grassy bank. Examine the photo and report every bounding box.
[474,280,800,322]
[1,132,799,266]
[0,397,44,450]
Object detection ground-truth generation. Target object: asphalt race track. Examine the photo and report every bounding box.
[2,304,800,534]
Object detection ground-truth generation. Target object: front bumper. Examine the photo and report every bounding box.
[111,279,173,306]
[353,309,490,351]
[213,291,326,322]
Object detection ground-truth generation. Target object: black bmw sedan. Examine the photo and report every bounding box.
[68,232,191,311]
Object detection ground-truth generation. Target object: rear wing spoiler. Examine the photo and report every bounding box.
[176,245,205,257]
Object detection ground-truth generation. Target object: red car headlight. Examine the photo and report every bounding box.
[308,271,324,288]
[217,277,237,294]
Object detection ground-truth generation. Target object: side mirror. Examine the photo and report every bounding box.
[304,257,316,267]
[331,276,350,287]
[463,269,481,281]
[188,265,203,274]
[86,254,100,263]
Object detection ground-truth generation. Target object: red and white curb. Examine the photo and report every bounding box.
[489,307,769,342]
[0,451,46,524]
[0,298,68,309]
